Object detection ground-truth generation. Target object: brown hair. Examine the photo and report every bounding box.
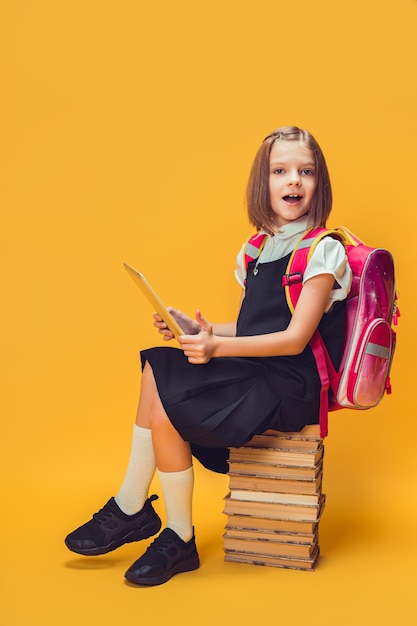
[246,126,332,235]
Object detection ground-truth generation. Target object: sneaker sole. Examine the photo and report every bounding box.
[65,517,162,556]
[124,554,200,586]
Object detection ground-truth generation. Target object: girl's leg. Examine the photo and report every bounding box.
[116,361,192,514]
[147,364,192,472]
[114,424,156,514]
[114,362,159,514]
[145,364,194,542]
[65,362,168,555]
[124,375,199,586]
[158,467,194,542]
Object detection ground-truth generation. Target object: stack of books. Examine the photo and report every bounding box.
[223,424,325,571]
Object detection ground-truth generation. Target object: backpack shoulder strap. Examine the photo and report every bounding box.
[282,227,346,439]
[333,225,364,247]
[244,232,268,272]
[283,227,346,313]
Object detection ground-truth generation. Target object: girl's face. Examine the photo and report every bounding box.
[268,140,316,229]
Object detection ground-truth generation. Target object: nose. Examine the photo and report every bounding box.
[288,169,301,185]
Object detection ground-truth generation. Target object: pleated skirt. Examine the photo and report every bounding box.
[141,346,320,473]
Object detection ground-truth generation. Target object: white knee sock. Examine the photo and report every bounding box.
[158,466,194,542]
[115,425,156,515]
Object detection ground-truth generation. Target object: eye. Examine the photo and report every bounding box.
[272,168,284,175]
[301,168,315,176]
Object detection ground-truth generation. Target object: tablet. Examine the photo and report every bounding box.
[124,263,184,339]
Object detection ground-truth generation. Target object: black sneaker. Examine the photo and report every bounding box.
[124,527,200,586]
[65,494,161,556]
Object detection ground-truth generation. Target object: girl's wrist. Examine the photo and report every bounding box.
[212,334,227,359]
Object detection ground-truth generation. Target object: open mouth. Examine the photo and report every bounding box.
[283,194,302,204]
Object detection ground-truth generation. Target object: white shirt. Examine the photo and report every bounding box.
[235,216,352,312]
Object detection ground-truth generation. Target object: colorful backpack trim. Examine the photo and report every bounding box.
[244,227,399,438]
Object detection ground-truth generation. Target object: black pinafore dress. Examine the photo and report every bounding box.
[140,253,345,474]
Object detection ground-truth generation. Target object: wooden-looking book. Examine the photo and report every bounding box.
[223,534,318,559]
[228,444,324,468]
[227,459,323,481]
[224,526,317,544]
[228,489,321,506]
[261,425,321,440]
[228,472,322,495]
[223,493,325,522]
[224,545,320,571]
[225,514,319,534]
[245,434,322,451]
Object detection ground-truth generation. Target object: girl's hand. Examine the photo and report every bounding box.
[153,308,201,341]
[179,311,217,364]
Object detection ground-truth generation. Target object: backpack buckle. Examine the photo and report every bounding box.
[281,272,303,286]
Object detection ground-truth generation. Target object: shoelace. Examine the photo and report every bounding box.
[147,534,175,555]
[92,505,115,524]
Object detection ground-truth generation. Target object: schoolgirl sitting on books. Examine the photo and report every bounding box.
[65,126,352,586]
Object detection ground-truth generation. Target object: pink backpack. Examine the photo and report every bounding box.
[244,227,399,437]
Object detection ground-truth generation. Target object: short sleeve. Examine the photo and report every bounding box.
[303,237,352,311]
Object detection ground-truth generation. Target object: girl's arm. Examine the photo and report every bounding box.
[179,273,335,364]
[211,321,237,336]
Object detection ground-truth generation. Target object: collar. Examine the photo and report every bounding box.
[260,215,311,240]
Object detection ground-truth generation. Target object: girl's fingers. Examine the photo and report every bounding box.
[195,310,212,334]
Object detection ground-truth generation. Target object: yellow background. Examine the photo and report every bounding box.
[1,0,416,624]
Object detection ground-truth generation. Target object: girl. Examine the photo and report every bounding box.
[65,126,351,586]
